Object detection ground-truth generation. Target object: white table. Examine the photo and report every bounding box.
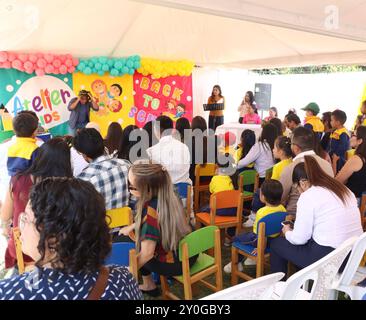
[216,123,262,145]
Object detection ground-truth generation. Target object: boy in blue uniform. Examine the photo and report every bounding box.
[302,102,324,139]
[330,109,350,173]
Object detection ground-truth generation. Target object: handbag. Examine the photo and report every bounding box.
[87,266,110,300]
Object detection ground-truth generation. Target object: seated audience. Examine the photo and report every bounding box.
[0,178,142,300]
[234,129,256,168]
[264,107,278,122]
[272,136,293,181]
[270,156,363,276]
[321,111,332,151]
[284,112,301,139]
[336,126,366,200]
[269,117,284,136]
[302,102,324,139]
[0,138,73,270]
[175,117,191,144]
[241,104,261,124]
[280,127,333,216]
[62,135,88,176]
[224,179,286,273]
[74,128,130,210]
[119,163,193,297]
[104,122,123,156]
[147,116,191,185]
[118,125,140,163]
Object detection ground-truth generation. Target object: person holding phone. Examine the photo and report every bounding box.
[67,90,100,136]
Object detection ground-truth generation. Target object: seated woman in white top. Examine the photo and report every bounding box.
[270,155,363,276]
[237,123,277,182]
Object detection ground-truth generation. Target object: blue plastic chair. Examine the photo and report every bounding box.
[231,211,288,284]
[174,182,192,222]
[104,242,135,266]
[175,183,190,199]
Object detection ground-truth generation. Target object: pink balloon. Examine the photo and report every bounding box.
[44,54,54,63]
[53,68,60,75]
[35,69,45,76]
[67,66,75,73]
[65,59,73,67]
[72,57,79,66]
[37,58,47,68]
[59,65,68,74]
[36,53,44,58]
[29,54,37,62]
[0,51,8,62]
[2,61,11,68]
[66,54,73,60]
[52,59,61,68]
[12,59,23,69]
[59,55,67,62]
[18,54,28,62]
[25,67,34,74]
[45,64,54,73]
[7,53,16,62]
[24,61,34,69]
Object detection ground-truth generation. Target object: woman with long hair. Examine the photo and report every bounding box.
[118,124,140,163]
[104,122,123,155]
[336,126,366,199]
[270,156,363,276]
[0,138,73,269]
[235,129,256,164]
[0,178,142,300]
[175,117,191,144]
[207,85,225,132]
[119,163,194,296]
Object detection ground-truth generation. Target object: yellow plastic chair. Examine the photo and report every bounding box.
[106,207,133,229]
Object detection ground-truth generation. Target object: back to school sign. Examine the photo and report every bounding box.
[0,69,193,141]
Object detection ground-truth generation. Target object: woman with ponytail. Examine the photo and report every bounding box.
[119,163,194,297]
[270,156,363,276]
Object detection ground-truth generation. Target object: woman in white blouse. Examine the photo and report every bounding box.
[270,155,363,276]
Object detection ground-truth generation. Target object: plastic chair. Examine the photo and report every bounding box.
[160,226,223,300]
[331,232,366,300]
[359,193,366,230]
[194,163,217,212]
[265,167,273,180]
[106,207,133,230]
[238,169,259,203]
[196,190,244,236]
[201,272,285,300]
[271,236,358,300]
[175,183,193,223]
[231,212,288,284]
[104,242,135,266]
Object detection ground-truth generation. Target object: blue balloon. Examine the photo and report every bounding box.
[84,67,92,75]
[110,68,119,76]
[88,62,94,68]
[107,60,114,67]
[102,64,109,72]
[128,68,135,75]
[95,63,102,70]
[127,60,134,68]
[78,62,86,70]
[99,57,108,64]
[134,61,141,69]
[122,66,129,74]
[114,61,123,70]
[120,58,126,66]
[98,70,105,76]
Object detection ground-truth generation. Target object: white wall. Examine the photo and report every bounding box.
[193,67,366,129]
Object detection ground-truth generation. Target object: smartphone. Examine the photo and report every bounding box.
[281,220,294,228]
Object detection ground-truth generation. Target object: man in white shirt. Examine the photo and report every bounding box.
[147,116,191,185]
[280,127,333,215]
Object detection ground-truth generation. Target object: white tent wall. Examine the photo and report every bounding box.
[192,67,366,129]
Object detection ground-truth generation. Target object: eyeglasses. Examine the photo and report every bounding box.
[18,212,34,231]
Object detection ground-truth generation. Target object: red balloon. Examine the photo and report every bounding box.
[0,51,8,62]
[72,57,79,66]
[67,66,76,73]
[12,59,23,69]
[37,58,47,68]
[7,53,16,62]
[18,54,28,62]
[53,59,61,68]
[65,59,73,67]
[35,69,45,76]
[59,65,68,74]
[45,64,54,73]
[24,61,34,69]
[29,54,38,62]
[44,54,54,63]
[2,61,11,68]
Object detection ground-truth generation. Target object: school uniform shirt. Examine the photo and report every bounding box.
[147,135,191,185]
[329,127,350,171]
[285,186,363,248]
[271,158,293,181]
[209,175,234,194]
[304,116,324,137]
[7,137,39,176]
[234,146,255,168]
[241,113,262,125]
[253,204,287,235]
[0,266,142,300]
[237,142,275,178]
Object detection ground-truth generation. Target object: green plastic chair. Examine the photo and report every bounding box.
[160,226,223,300]
[238,169,259,200]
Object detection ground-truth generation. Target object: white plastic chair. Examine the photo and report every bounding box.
[331,232,366,300]
[271,237,358,300]
[201,273,285,300]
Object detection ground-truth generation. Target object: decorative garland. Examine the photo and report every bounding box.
[138,58,194,79]
[0,51,78,76]
[76,55,141,76]
[0,52,195,78]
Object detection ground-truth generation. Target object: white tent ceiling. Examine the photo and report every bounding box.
[2,0,366,69]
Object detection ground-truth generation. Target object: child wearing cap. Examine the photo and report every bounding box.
[302,102,324,139]
[329,109,350,173]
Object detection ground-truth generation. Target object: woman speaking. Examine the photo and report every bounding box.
[206,85,225,132]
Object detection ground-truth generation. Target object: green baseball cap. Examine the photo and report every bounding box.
[302,102,320,115]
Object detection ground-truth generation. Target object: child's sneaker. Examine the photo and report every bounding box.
[243,211,256,227]
[223,262,243,274]
[244,258,257,266]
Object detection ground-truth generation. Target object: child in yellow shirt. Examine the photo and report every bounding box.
[234,129,256,166]
[272,136,293,180]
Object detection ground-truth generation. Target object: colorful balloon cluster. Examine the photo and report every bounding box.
[0,51,79,76]
[77,56,141,76]
[138,58,194,79]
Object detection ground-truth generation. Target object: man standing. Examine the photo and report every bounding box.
[67,90,99,135]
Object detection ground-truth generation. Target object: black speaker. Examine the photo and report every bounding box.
[254,83,272,111]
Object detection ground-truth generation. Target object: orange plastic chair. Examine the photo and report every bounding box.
[196,190,244,236]
[194,163,217,212]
